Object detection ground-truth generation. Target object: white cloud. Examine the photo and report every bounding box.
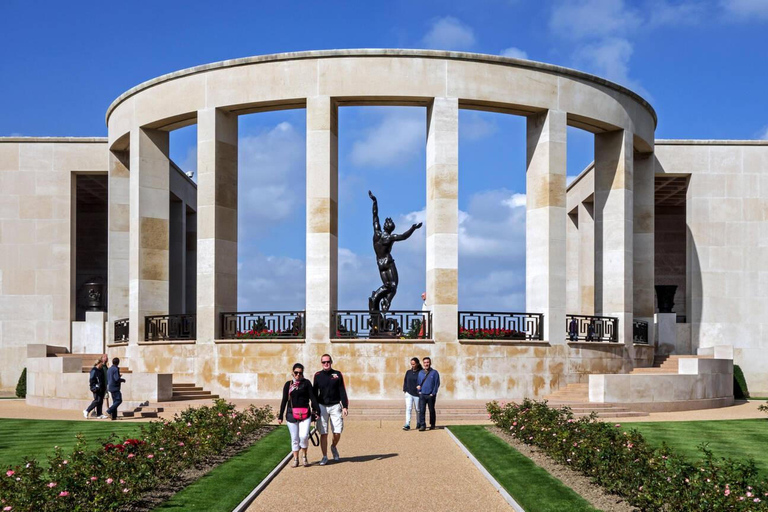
[566,174,579,186]
[421,16,476,50]
[502,193,527,208]
[500,47,529,59]
[460,112,498,141]
[572,37,652,97]
[647,0,708,27]
[238,121,305,232]
[720,0,768,20]
[349,110,424,168]
[756,126,768,140]
[180,146,197,177]
[237,252,305,310]
[549,0,642,40]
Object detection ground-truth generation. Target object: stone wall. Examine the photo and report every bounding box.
[0,139,107,390]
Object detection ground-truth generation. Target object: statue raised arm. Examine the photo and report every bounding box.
[367,191,423,313]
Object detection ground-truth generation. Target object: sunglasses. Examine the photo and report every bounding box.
[293,371,303,375]
[321,360,331,364]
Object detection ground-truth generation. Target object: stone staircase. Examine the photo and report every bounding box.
[544,382,649,418]
[58,353,134,374]
[629,354,711,375]
[170,382,219,401]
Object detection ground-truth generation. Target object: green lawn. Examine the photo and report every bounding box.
[156,426,290,511]
[623,418,768,478]
[448,425,598,512]
[0,418,142,468]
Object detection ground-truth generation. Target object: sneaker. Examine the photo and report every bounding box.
[418,426,426,432]
[82,409,89,419]
[402,425,410,431]
[331,445,340,461]
[429,426,436,430]
[302,456,309,467]
[98,415,108,419]
[291,458,299,468]
[319,456,328,466]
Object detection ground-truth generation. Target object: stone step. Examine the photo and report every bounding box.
[573,411,649,418]
[173,383,198,388]
[170,393,219,401]
[172,386,203,392]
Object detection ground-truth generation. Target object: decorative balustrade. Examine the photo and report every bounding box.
[633,319,649,344]
[114,318,129,342]
[565,314,618,343]
[220,311,305,339]
[145,314,196,341]
[333,310,431,340]
[458,312,543,340]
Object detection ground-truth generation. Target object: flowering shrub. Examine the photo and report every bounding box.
[0,400,273,511]
[488,399,768,511]
[459,328,526,340]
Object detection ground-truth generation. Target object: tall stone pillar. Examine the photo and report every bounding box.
[305,97,338,344]
[108,150,130,342]
[578,201,595,315]
[633,152,655,345]
[197,108,238,343]
[526,110,567,343]
[426,98,458,342]
[128,128,170,344]
[565,210,580,315]
[169,198,187,314]
[594,129,634,345]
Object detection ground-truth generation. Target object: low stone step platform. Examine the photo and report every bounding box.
[170,383,219,401]
[121,406,164,418]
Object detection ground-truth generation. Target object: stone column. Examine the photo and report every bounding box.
[197,108,238,343]
[426,98,458,342]
[526,110,567,343]
[578,201,595,315]
[594,129,634,345]
[305,97,338,344]
[633,153,655,345]
[169,198,186,314]
[565,210,580,315]
[128,128,170,344]
[108,150,130,342]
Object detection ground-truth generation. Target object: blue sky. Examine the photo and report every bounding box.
[2,0,767,311]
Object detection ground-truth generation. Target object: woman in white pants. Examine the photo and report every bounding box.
[402,357,423,430]
[278,363,319,467]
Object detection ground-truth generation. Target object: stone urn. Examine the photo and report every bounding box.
[655,285,677,313]
[83,279,105,311]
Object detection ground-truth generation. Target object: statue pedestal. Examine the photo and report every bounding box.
[655,313,677,354]
[72,311,106,354]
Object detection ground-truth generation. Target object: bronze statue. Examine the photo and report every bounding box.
[368,190,422,313]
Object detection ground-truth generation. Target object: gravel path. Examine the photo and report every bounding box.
[247,420,511,512]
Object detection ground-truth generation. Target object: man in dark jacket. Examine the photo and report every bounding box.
[417,356,440,431]
[105,358,125,420]
[83,360,106,418]
[313,354,348,466]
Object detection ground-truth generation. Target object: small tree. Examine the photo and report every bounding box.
[15,367,27,398]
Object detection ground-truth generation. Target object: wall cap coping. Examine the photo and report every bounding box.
[106,49,657,126]
[0,137,107,143]
[655,139,768,146]
[459,339,551,346]
[330,338,434,344]
[137,340,197,346]
[107,342,129,348]
[567,341,624,348]
[214,339,305,344]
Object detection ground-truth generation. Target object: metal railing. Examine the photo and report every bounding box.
[633,319,649,344]
[145,314,196,341]
[220,311,305,339]
[458,312,543,340]
[114,318,129,342]
[565,314,618,342]
[333,310,432,340]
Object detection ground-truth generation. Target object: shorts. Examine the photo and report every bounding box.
[317,403,344,435]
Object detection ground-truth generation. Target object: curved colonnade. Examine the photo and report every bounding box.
[105,50,656,399]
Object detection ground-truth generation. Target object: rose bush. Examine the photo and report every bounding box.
[488,399,768,511]
[0,400,273,511]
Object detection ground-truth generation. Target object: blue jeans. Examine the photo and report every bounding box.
[404,393,420,427]
[419,394,436,428]
[85,391,104,416]
[106,390,122,420]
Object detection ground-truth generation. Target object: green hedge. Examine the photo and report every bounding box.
[734,364,750,399]
[15,368,26,398]
[488,399,768,511]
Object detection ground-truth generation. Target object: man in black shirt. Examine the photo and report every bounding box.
[313,354,349,465]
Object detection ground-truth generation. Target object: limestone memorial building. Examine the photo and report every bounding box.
[0,50,764,412]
